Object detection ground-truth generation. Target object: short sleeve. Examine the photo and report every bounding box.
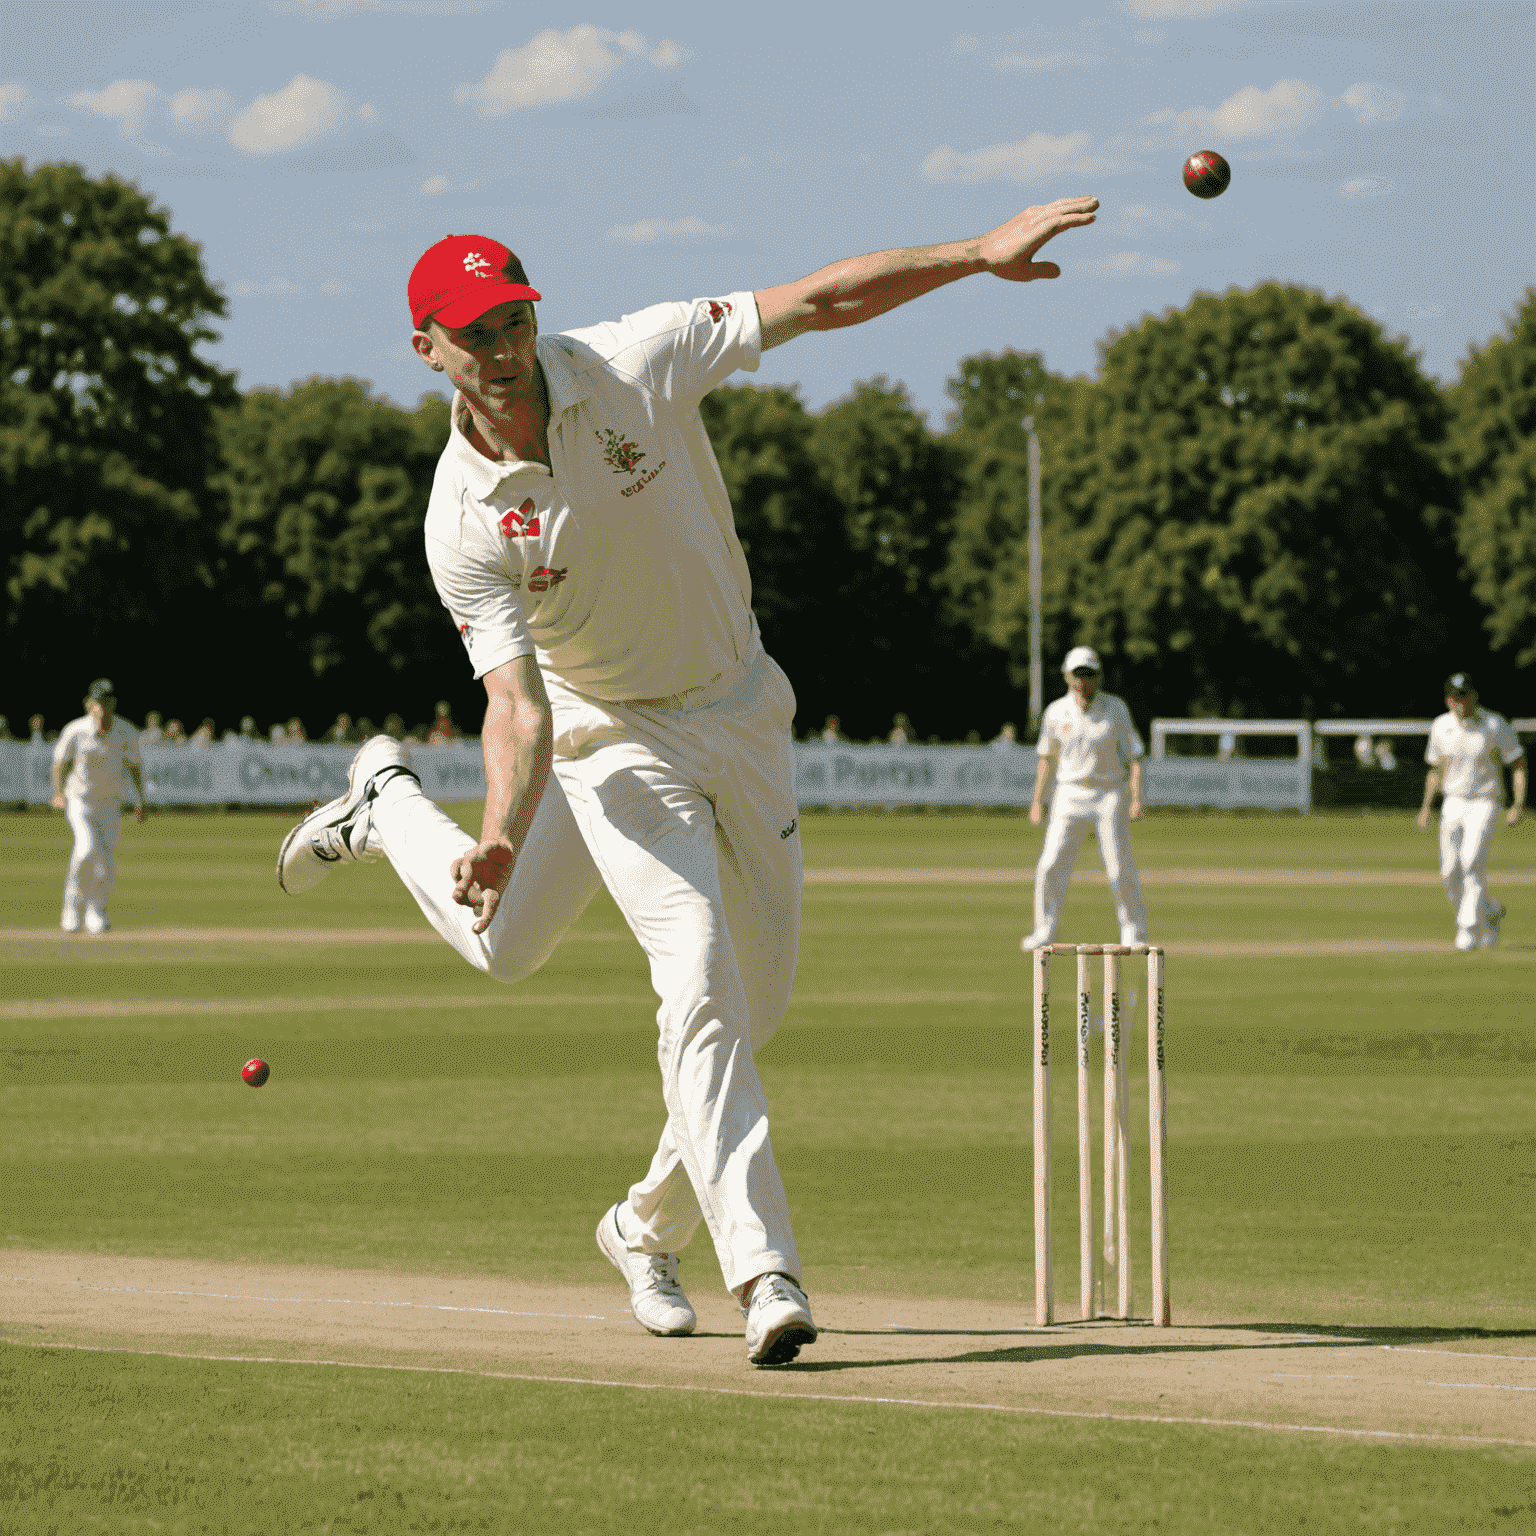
[121,723,142,766]
[51,725,75,769]
[1495,718,1525,765]
[1114,700,1145,762]
[425,530,536,682]
[561,293,760,409]
[1424,721,1447,766]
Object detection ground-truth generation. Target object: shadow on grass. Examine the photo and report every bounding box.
[787,1321,1536,1373]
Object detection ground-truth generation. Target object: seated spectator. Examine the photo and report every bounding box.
[0,715,11,741]
[190,717,216,747]
[140,711,164,746]
[269,719,288,745]
[820,714,842,744]
[991,722,1019,750]
[887,713,912,747]
[355,717,376,741]
[1353,733,1375,769]
[285,716,308,744]
[29,714,46,743]
[238,716,261,742]
[164,719,186,743]
[383,713,407,742]
[326,713,353,744]
[1374,739,1397,771]
[427,701,460,744]
[1217,730,1237,763]
[405,722,429,744]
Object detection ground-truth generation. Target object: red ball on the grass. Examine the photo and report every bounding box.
[1183,150,1231,199]
[242,1058,270,1087]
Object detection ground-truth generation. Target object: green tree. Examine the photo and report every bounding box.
[214,380,451,721]
[1447,289,1536,668]
[953,285,1462,720]
[941,350,1091,696]
[1,159,237,721]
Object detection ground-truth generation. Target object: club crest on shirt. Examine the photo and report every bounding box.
[706,299,733,323]
[597,428,646,475]
[499,498,541,538]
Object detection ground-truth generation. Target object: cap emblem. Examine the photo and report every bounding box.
[463,251,492,278]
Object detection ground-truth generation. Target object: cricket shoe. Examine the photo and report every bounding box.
[60,910,82,934]
[1020,932,1050,952]
[742,1272,817,1367]
[596,1203,696,1337]
[277,736,419,895]
[83,906,111,935]
[1481,902,1507,949]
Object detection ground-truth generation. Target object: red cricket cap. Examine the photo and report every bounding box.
[408,235,542,329]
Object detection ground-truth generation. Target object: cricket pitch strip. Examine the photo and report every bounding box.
[2,1250,1531,1449]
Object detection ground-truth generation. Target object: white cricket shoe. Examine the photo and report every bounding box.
[1020,933,1050,952]
[60,910,82,934]
[595,1203,696,1337]
[742,1272,817,1367]
[1454,929,1477,952]
[277,736,418,895]
[1481,902,1507,948]
[83,906,110,935]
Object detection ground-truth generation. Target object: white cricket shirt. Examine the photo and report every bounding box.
[52,716,142,801]
[1425,707,1524,801]
[1040,692,1144,790]
[424,293,761,702]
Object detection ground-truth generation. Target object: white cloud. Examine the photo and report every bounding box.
[1406,302,1444,320]
[420,174,451,195]
[1,82,32,124]
[1341,176,1395,198]
[455,25,688,117]
[230,74,347,155]
[996,52,1099,72]
[229,277,300,297]
[921,131,1122,185]
[1134,29,1165,45]
[1146,78,1324,141]
[1078,251,1182,277]
[952,34,980,54]
[1122,0,1249,16]
[358,103,379,123]
[607,215,734,244]
[321,279,351,295]
[1117,202,1199,235]
[169,88,234,132]
[65,79,161,141]
[1342,82,1405,125]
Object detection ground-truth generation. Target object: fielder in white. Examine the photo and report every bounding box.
[1416,672,1526,950]
[1022,646,1149,951]
[50,678,147,935]
[276,198,1101,1367]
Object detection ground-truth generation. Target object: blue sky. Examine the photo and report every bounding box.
[4,0,1532,426]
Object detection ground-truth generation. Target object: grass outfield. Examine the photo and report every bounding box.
[2,806,1533,1532]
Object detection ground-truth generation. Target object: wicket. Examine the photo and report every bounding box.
[1031,943,1169,1327]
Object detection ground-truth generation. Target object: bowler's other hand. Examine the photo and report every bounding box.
[450,838,516,934]
[1029,802,1044,826]
[980,197,1099,283]
[49,793,65,811]
[1129,799,1145,822]
[135,804,148,824]
[1415,807,1433,831]
[1508,805,1525,828]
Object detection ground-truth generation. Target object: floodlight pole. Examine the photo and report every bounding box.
[1025,416,1043,740]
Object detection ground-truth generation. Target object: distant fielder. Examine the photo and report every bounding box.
[276,198,1100,1367]
[1022,646,1150,951]
[1416,672,1526,950]
[50,678,147,935]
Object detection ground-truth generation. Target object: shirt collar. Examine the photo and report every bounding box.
[446,333,595,499]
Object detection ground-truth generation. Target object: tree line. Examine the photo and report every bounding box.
[4,160,1532,741]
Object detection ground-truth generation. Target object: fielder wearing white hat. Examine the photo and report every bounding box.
[1416,671,1526,949]
[1022,650,1150,950]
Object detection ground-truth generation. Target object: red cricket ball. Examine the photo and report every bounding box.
[1183,150,1231,199]
[242,1058,271,1087]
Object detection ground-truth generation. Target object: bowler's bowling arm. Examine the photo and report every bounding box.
[755,196,1099,351]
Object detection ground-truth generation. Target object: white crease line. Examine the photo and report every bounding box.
[1385,1346,1536,1362]
[1417,1380,1536,1393]
[5,1340,1533,1449]
[0,1274,607,1322]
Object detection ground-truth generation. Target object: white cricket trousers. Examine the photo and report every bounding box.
[1438,795,1502,941]
[1033,783,1149,946]
[369,642,804,1297]
[62,794,122,925]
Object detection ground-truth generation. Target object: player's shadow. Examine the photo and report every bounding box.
[782,1321,1536,1373]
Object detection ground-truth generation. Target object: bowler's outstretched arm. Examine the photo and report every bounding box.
[755,196,1099,351]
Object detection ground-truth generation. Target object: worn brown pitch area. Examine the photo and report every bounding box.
[2,1251,1531,1448]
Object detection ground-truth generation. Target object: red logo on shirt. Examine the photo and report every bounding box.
[499,498,541,538]
[706,299,733,323]
[526,566,568,593]
[597,428,646,475]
